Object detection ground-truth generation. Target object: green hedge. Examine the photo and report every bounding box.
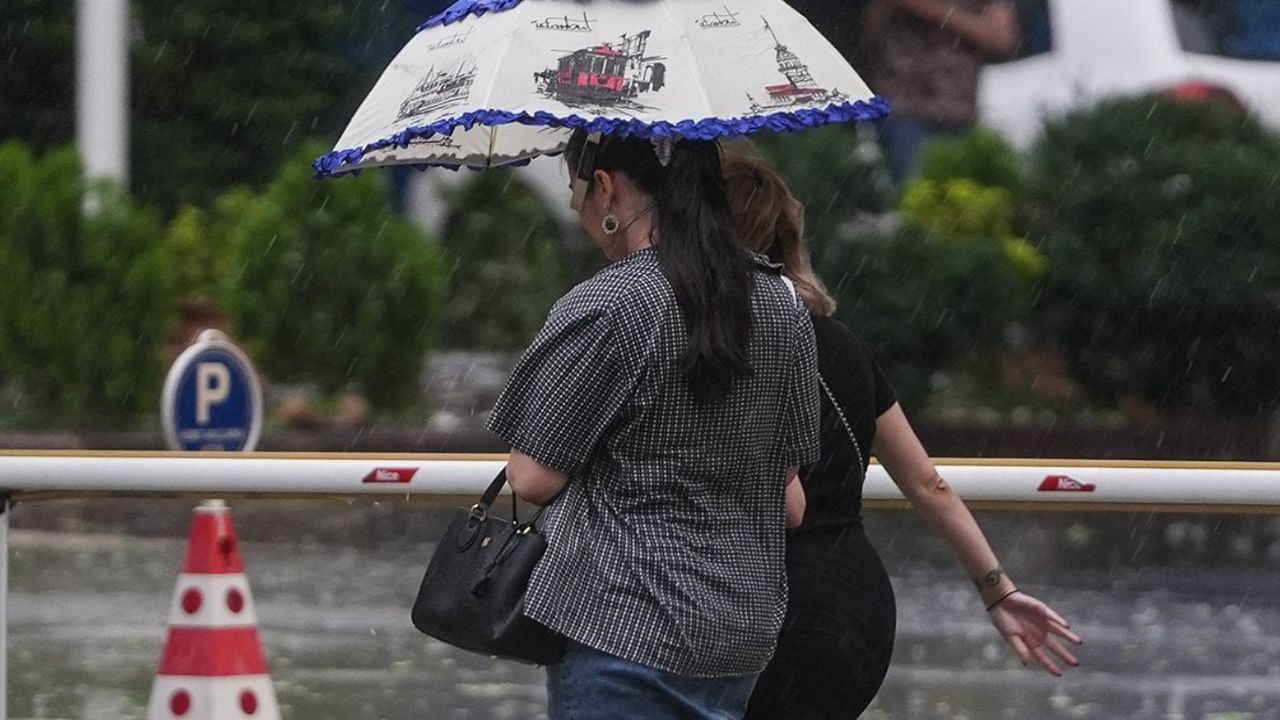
[0,142,173,423]
[1028,96,1280,417]
[438,172,569,350]
[1,0,424,213]
[214,143,448,410]
[753,126,1038,408]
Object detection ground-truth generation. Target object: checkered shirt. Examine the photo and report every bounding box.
[487,247,821,677]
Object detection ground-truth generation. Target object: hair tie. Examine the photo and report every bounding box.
[986,589,1020,611]
[652,136,677,167]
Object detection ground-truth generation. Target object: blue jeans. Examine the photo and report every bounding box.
[547,641,759,720]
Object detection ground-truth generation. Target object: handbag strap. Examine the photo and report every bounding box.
[470,467,546,527]
[474,468,510,512]
[817,372,866,480]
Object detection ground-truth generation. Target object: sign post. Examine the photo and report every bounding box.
[162,330,264,452]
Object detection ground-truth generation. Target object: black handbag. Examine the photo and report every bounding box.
[411,468,566,665]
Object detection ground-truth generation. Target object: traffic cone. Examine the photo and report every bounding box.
[147,501,280,719]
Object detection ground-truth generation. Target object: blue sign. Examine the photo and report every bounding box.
[162,330,263,452]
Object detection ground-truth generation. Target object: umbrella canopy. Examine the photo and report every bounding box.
[316,0,887,176]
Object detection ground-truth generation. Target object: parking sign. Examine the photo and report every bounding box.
[162,329,263,452]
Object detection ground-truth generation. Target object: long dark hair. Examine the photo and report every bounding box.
[566,130,754,402]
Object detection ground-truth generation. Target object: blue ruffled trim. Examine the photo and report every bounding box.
[417,0,524,32]
[314,97,890,177]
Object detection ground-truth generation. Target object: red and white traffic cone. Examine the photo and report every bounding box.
[147,501,280,719]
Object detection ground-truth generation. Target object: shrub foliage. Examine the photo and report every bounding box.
[438,172,569,350]
[216,143,447,409]
[1028,96,1280,416]
[0,142,173,422]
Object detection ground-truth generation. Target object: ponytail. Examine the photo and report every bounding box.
[566,131,754,402]
[723,153,838,317]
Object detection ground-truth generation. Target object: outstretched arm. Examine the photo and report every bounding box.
[871,403,1082,675]
[890,0,1020,57]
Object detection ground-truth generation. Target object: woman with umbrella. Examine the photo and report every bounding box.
[487,131,820,718]
[318,3,895,715]
[723,154,1083,719]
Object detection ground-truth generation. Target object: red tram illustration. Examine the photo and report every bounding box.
[537,30,666,106]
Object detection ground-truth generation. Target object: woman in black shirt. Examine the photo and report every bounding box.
[724,155,1082,718]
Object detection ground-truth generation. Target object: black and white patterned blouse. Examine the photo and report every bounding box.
[487,246,821,677]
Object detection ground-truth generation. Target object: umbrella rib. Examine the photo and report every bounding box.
[658,2,716,131]
[475,6,526,165]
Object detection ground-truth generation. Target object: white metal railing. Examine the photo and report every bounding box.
[3,452,1280,508]
[2,451,1280,718]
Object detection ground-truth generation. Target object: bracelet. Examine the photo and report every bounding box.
[985,589,1019,611]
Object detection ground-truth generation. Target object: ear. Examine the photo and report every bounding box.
[592,169,615,208]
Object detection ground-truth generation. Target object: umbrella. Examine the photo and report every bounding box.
[315,0,888,176]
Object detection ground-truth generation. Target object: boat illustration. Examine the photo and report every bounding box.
[399,61,477,120]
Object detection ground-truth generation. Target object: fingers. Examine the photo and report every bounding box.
[1005,632,1032,667]
[1048,619,1083,646]
[1008,624,1081,676]
[1043,605,1071,628]
[1044,635,1080,669]
[1029,644,1064,677]
[996,595,1083,674]
[1021,593,1072,629]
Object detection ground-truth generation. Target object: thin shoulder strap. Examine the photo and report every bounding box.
[817,372,866,481]
[781,274,864,476]
[783,274,865,476]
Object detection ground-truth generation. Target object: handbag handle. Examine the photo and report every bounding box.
[469,468,546,527]
[473,466,512,515]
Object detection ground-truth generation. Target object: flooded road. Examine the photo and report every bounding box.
[9,500,1280,719]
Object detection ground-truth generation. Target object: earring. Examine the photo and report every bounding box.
[602,213,621,236]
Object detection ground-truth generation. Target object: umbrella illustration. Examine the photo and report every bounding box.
[315,0,888,176]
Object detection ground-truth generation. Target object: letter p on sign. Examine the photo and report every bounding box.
[196,362,232,424]
[163,329,262,452]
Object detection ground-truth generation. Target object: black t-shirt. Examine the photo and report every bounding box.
[797,314,898,533]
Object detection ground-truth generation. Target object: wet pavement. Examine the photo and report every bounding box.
[8,501,1280,719]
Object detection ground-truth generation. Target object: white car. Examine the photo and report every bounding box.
[980,0,1280,146]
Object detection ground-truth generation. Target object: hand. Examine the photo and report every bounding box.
[986,591,1082,676]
